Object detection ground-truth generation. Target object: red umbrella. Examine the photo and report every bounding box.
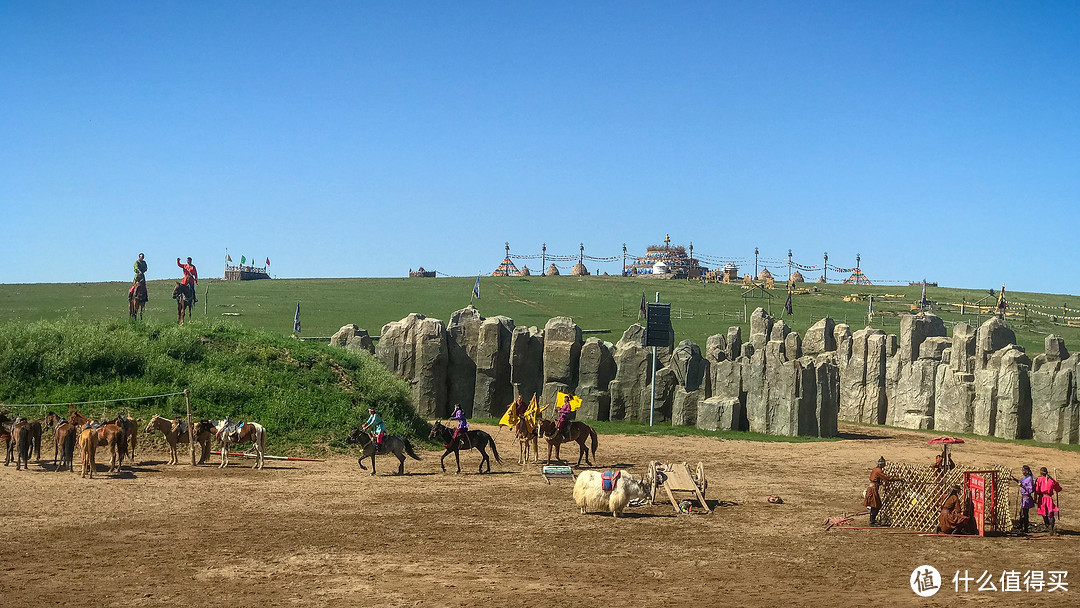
[928,437,964,466]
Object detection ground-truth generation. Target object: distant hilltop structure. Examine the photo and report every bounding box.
[627,234,706,278]
[409,267,436,278]
[224,263,270,281]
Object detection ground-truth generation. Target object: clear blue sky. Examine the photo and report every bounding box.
[2,2,1077,293]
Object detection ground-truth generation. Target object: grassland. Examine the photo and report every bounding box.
[2,276,1079,354]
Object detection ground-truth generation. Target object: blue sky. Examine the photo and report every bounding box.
[1,2,1077,292]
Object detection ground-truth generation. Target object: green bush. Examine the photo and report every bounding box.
[0,318,424,453]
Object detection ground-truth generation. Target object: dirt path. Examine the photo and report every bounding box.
[1,424,1076,607]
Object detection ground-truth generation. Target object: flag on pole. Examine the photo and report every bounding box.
[241,255,246,265]
[472,274,481,299]
[868,295,874,324]
[266,257,271,266]
[226,254,232,262]
[784,291,793,316]
[556,391,582,412]
[293,301,301,333]
[997,284,1007,313]
[639,292,647,319]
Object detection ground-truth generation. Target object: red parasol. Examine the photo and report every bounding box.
[928,437,964,466]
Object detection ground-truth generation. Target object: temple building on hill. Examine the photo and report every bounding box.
[409,267,436,278]
[627,233,706,278]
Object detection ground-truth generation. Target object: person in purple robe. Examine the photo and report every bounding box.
[450,404,472,450]
[1012,465,1036,533]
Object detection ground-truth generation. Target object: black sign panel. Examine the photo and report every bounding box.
[645,303,673,348]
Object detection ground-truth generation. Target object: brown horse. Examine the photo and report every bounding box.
[79,425,98,478]
[70,411,127,472]
[2,412,41,468]
[538,419,598,466]
[113,415,138,462]
[516,419,539,465]
[128,282,148,319]
[11,418,33,470]
[45,412,78,472]
[145,415,212,464]
[172,282,194,324]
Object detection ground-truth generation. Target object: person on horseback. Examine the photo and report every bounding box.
[362,407,386,448]
[133,253,148,296]
[177,256,198,303]
[449,404,472,450]
[512,395,529,436]
[556,393,573,439]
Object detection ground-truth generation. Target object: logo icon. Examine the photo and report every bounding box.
[911,565,941,597]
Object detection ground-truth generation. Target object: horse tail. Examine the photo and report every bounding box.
[589,427,598,459]
[63,428,76,467]
[487,433,503,464]
[402,438,422,461]
[18,426,31,463]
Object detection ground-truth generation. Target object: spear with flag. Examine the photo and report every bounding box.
[784,290,793,316]
[472,273,481,300]
[868,295,874,325]
[997,284,1007,317]
[293,301,301,334]
[638,292,646,319]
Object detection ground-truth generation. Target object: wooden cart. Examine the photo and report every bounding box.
[649,461,710,513]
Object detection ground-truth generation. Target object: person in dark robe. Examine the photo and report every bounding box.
[939,485,971,534]
[864,456,896,526]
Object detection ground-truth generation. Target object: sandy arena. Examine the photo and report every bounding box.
[1,423,1076,607]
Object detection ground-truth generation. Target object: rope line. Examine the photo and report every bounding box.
[1,391,187,409]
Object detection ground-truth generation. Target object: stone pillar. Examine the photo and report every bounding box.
[473,316,514,417]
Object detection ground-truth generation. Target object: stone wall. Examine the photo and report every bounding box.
[341,308,1078,443]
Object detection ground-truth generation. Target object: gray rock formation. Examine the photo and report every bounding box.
[784,332,802,361]
[803,317,836,355]
[578,338,615,421]
[510,326,544,403]
[375,314,449,418]
[975,317,1016,370]
[698,396,742,431]
[749,308,774,349]
[672,387,703,426]
[473,316,514,417]
[646,366,678,423]
[671,340,708,392]
[608,325,650,422]
[835,324,853,364]
[950,322,977,374]
[893,359,938,429]
[447,307,483,415]
[935,368,976,433]
[919,337,951,361]
[726,326,742,360]
[1030,356,1078,444]
[899,313,947,364]
[541,317,582,407]
[705,334,727,363]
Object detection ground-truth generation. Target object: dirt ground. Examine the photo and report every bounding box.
[1,423,1076,607]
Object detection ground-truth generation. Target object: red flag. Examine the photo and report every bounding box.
[266,258,271,266]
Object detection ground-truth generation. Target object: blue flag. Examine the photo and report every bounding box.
[472,274,481,299]
[294,301,301,333]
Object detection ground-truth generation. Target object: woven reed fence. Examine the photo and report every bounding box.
[879,463,1014,532]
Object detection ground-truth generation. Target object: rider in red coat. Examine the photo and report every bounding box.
[177,257,198,302]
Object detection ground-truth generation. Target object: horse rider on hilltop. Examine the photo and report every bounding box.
[362,407,386,449]
[132,252,149,302]
[177,256,198,303]
[449,404,472,450]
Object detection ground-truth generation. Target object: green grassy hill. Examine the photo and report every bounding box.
[2,276,1078,354]
[0,318,427,452]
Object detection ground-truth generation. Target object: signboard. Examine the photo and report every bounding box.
[645,303,673,348]
[967,473,986,536]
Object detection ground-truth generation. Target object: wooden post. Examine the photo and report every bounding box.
[186,389,195,466]
[203,285,209,316]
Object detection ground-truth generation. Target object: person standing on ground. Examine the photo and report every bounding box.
[864,456,897,526]
[177,257,198,303]
[1035,467,1062,535]
[1013,465,1036,533]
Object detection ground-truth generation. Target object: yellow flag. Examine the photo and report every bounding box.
[227,254,232,262]
[556,391,582,412]
[498,402,517,427]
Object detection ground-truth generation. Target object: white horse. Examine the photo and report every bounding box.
[207,419,266,469]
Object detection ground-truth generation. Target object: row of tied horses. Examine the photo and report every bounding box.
[2,409,601,478]
[0,410,267,478]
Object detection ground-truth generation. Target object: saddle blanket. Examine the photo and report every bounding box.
[602,470,621,492]
[223,421,245,436]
